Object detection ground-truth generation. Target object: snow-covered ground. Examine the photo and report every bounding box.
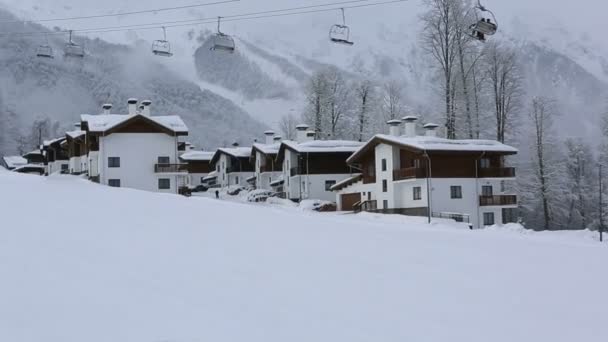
[1,170,607,342]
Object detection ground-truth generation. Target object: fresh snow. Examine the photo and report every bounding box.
[179,150,215,161]
[1,155,27,169]
[0,171,607,342]
[374,134,519,153]
[282,140,364,153]
[81,114,189,134]
[214,146,252,159]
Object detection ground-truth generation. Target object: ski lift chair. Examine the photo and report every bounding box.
[36,45,54,58]
[467,1,498,41]
[210,17,236,53]
[64,31,85,58]
[329,8,354,46]
[152,27,173,57]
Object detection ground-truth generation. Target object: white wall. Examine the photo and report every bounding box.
[189,173,208,187]
[288,174,355,202]
[374,144,397,210]
[334,181,376,211]
[48,160,69,175]
[88,151,99,177]
[99,133,180,194]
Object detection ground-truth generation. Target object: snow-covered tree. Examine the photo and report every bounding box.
[352,78,376,142]
[381,80,406,121]
[563,138,596,229]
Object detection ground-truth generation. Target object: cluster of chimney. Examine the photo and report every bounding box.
[387,116,439,138]
[101,98,153,116]
[263,130,283,145]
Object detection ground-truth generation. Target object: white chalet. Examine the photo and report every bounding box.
[251,131,283,190]
[332,117,519,229]
[275,124,363,202]
[179,150,215,188]
[80,99,189,194]
[210,146,254,188]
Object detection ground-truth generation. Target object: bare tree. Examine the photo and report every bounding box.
[421,0,462,139]
[484,42,522,143]
[564,138,595,229]
[325,67,351,138]
[279,113,298,140]
[353,79,375,142]
[381,80,405,121]
[303,70,330,136]
[528,97,559,230]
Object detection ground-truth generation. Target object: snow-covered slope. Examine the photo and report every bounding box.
[1,170,607,342]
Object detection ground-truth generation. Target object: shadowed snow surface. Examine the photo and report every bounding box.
[0,170,606,342]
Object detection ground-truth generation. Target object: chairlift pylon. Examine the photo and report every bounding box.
[64,30,85,58]
[329,8,354,46]
[466,0,498,42]
[210,17,236,53]
[36,35,54,59]
[152,26,173,57]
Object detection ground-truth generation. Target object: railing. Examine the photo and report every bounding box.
[479,195,518,206]
[154,164,188,173]
[393,167,427,181]
[433,212,471,223]
[361,200,378,212]
[478,167,516,178]
[260,165,282,173]
[362,174,376,184]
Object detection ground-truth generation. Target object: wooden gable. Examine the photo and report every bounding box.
[107,116,175,135]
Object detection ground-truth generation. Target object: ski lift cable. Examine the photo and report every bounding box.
[0,0,408,37]
[0,0,241,24]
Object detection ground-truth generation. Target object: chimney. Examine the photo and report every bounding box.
[402,116,418,138]
[387,119,402,137]
[232,141,240,147]
[273,136,283,143]
[102,103,112,115]
[128,98,138,115]
[264,130,275,145]
[424,123,439,137]
[74,122,81,129]
[141,100,152,116]
[295,124,309,143]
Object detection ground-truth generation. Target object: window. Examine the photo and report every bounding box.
[61,164,69,171]
[480,158,491,168]
[108,179,121,187]
[217,165,220,172]
[382,180,388,193]
[482,185,493,197]
[158,178,171,190]
[368,192,372,200]
[450,186,463,199]
[108,157,120,168]
[483,212,495,226]
[201,177,205,184]
[158,156,170,164]
[235,176,239,185]
[325,180,337,191]
[302,181,307,192]
[413,186,422,200]
[500,181,506,193]
[502,208,517,224]
[413,159,422,168]
[383,200,389,209]
[381,159,387,171]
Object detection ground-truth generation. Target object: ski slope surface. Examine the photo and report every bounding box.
[0,170,607,342]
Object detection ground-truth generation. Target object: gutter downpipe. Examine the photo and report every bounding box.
[475,151,486,230]
[423,150,432,224]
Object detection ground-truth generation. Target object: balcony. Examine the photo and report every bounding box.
[479,195,518,206]
[393,167,427,181]
[478,167,516,178]
[154,164,188,173]
[260,165,281,173]
[362,174,376,184]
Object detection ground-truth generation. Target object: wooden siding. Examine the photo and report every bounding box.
[341,193,362,211]
[187,161,211,174]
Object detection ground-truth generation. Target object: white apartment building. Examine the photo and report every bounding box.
[65,130,88,175]
[333,117,519,229]
[210,145,254,188]
[275,124,363,202]
[251,131,283,190]
[42,137,69,175]
[80,99,189,194]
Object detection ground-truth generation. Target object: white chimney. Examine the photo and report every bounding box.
[127,98,138,115]
[424,123,439,137]
[295,124,309,143]
[264,130,275,145]
[102,103,112,115]
[387,119,402,137]
[402,116,418,138]
[141,100,152,116]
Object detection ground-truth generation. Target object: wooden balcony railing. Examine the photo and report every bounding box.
[479,195,518,206]
[478,167,516,178]
[154,164,188,173]
[393,167,427,181]
[362,174,376,184]
[260,165,282,173]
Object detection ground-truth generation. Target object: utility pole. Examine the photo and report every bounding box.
[600,164,604,242]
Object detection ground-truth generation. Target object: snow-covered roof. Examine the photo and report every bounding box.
[252,142,281,155]
[270,176,284,187]
[203,171,218,181]
[23,150,43,157]
[43,137,65,147]
[217,147,252,159]
[80,114,188,134]
[375,135,518,153]
[13,164,45,172]
[180,151,215,162]
[2,156,27,169]
[66,130,85,139]
[330,174,363,192]
[282,140,364,153]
